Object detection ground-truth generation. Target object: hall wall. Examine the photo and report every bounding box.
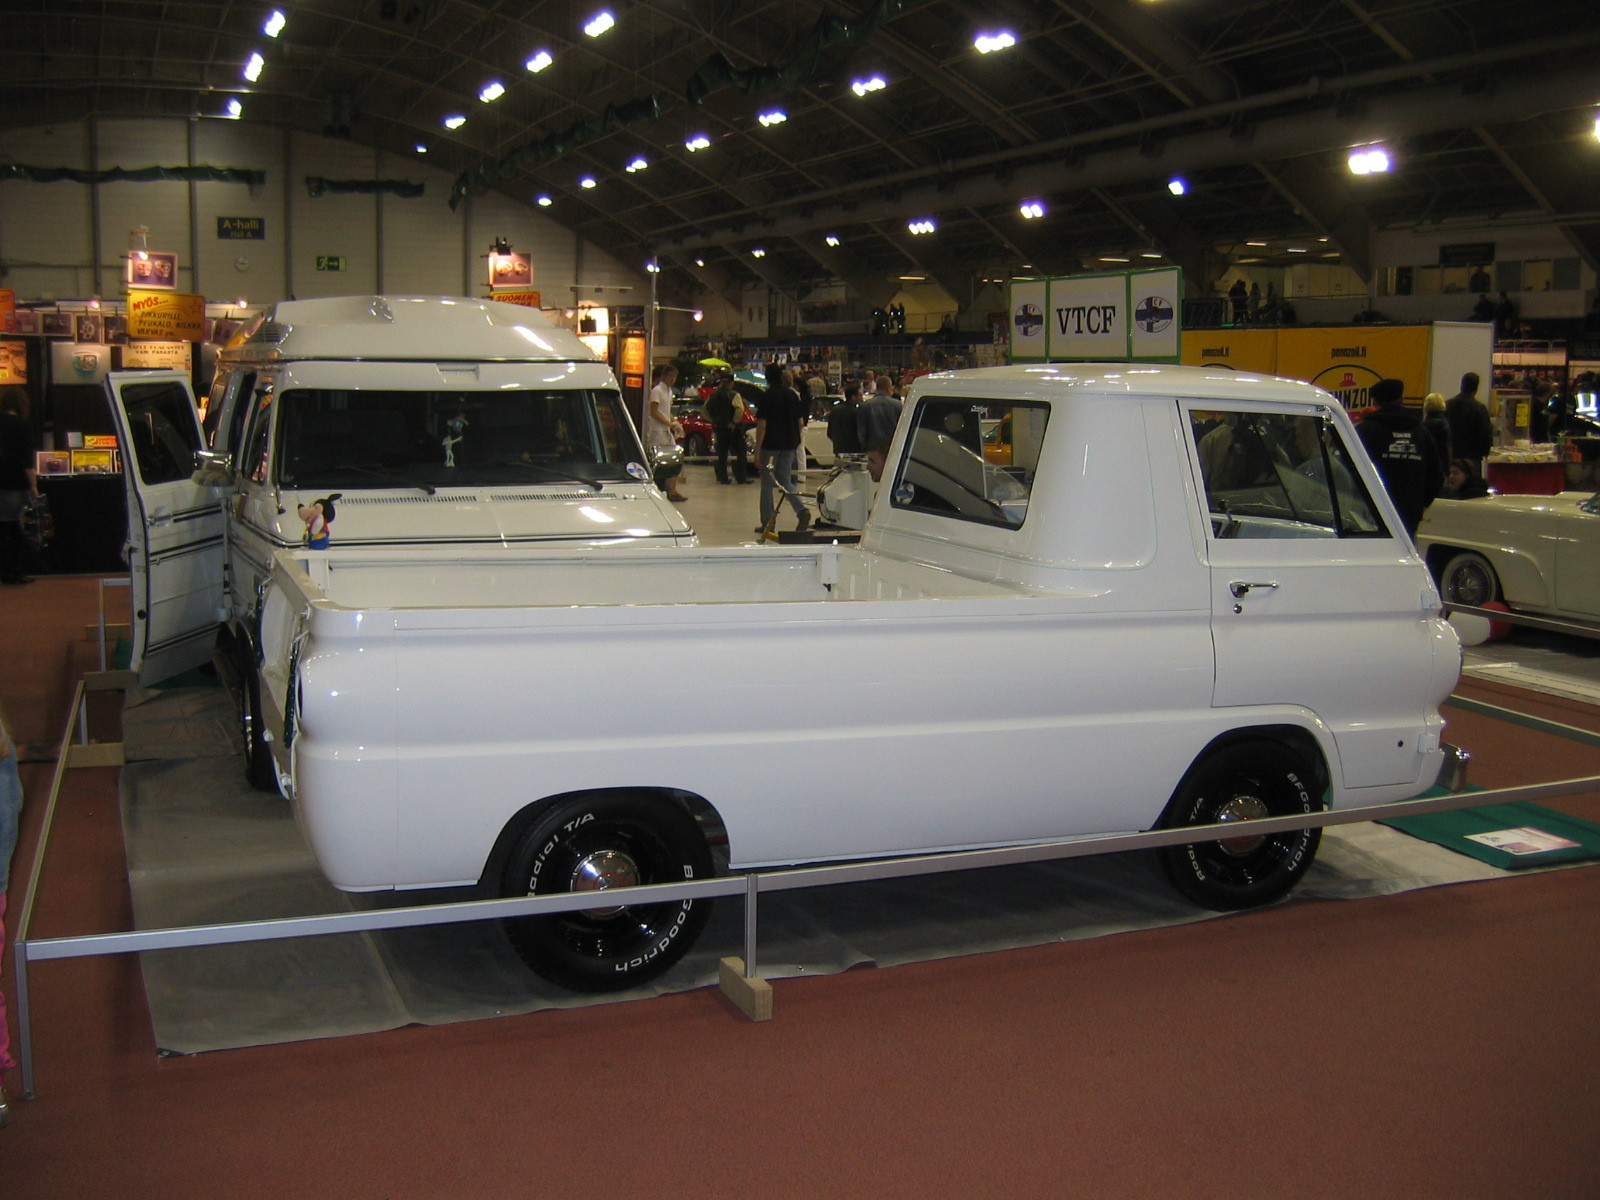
[0,117,645,309]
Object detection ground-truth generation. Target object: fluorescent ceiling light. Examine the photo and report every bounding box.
[758,110,787,127]
[584,11,615,37]
[579,176,597,189]
[907,218,937,235]
[1141,252,1163,259]
[443,114,466,129]
[243,52,265,82]
[899,275,926,281]
[974,32,1017,54]
[1246,241,1268,247]
[263,10,286,38]
[225,98,243,119]
[824,235,840,247]
[415,143,428,154]
[479,81,505,103]
[536,194,553,206]
[1099,256,1129,262]
[1167,177,1186,196]
[1019,201,1045,219]
[684,134,711,151]
[1287,246,1308,253]
[526,50,553,73]
[751,248,766,258]
[625,157,648,172]
[851,76,887,97]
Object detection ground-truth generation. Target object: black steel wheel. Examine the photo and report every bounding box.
[500,794,714,992]
[241,666,280,794]
[1440,550,1500,609]
[1157,740,1322,911]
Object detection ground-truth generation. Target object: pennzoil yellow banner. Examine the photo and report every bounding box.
[127,290,206,342]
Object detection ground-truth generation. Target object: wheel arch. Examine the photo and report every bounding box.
[1158,724,1332,827]
[1423,540,1551,609]
[477,786,729,892]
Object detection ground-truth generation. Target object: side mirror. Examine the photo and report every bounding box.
[192,448,233,487]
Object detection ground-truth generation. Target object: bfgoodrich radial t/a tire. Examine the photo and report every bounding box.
[499,793,714,992]
[1157,740,1322,911]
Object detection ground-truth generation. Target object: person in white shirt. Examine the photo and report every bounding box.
[646,364,687,502]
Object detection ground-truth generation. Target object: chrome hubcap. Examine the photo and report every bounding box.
[1215,793,1270,856]
[569,848,640,917]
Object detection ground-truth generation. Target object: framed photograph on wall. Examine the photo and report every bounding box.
[36,451,71,475]
[75,313,104,343]
[40,312,73,337]
[13,311,39,335]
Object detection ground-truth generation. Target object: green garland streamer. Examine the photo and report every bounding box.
[0,164,265,186]
[306,177,425,198]
[449,0,904,211]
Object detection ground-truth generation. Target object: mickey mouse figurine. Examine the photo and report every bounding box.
[299,493,341,549]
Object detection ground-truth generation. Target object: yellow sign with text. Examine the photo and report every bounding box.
[126,290,206,342]
[1180,329,1278,375]
[1275,326,1431,409]
[490,289,542,309]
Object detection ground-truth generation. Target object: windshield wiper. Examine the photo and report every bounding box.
[320,464,436,495]
[493,460,604,492]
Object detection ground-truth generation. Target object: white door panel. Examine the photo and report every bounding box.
[104,371,227,684]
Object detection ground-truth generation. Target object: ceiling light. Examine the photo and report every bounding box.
[1019,201,1045,219]
[851,76,887,97]
[526,50,553,73]
[1594,112,1600,143]
[685,134,711,152]
[824,235,840,247]
[579,176,597,189]
[1237,257,1260,264]
[625,157,649,172]
[1099,256,1129,263]
[536,194,553,206]
[758,109,787,127]
[645,261,660,274]
[479,81,505,103]
[263,10,286,38]
[1140,252,1163,259]
[415,143,428,154]
[584,11,615,37]
[751,248,766,258]
[974,32,1017,54]
[1287,246,1308,253]
[443,114,466,129]
[907,218,937,235]
[225,98,243,119]
[1246,241,1268,247]
[1348,145,1391,174]
[899,275,926,281]
[1167,177,1186,196]
[692,310,704,322]
[243,52,265,82]
[694,257,705,266]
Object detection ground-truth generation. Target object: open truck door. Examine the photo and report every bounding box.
[104,370,227,684]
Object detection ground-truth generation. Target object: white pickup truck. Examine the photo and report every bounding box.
[233,364,1463,992]
[104,295,691,789]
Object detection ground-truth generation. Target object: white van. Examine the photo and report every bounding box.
[103,295,691,786]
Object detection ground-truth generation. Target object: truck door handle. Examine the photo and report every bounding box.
[1229,580,1278,599]
[147,505,172,528]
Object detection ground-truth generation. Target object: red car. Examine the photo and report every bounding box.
[674,398,756,457]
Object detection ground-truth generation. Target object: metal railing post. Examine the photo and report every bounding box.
[743,873,759,979]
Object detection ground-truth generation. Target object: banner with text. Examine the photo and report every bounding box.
[1009,268,1183,363]
[127,291,206,342]
[121,341,194,370]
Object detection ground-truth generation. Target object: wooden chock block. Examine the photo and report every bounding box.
[718,956,774,1022]
[67,742,125,768]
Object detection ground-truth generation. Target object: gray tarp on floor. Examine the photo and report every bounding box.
[120,686,1511,1056]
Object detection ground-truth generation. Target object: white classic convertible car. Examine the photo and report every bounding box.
[1417,490,1600,625]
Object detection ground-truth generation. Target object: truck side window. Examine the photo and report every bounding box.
[1190,409,1387,539]
[891,398,1047,529]
[119,380,204,485]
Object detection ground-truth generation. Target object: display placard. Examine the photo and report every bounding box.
[1181,329,1279,374]
[491,289,541,308]
[1128,268,1182,361]
[0,288,14,333]
[1047,273,1129,360]
[1,339,25,383]
[1007,279,1049,362]
[126,250,178,290]
[1276,326,1431,409]
[487,251,532,287]
[1010,269,1184,363]
[121,341,194,370]
[127,291,206,342]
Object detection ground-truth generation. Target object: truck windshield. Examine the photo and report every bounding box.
[274,387,644,490]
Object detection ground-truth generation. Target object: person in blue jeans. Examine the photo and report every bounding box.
[754,365,809,534]
[0,700,22,1127]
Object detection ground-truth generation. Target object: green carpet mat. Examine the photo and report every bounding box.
[1382,801,1600,870]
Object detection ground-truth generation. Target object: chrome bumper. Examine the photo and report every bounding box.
[1435,742,1471,793]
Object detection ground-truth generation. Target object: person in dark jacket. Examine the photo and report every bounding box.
[704,373,749,484]
[1444,371,1493,471]
[1357,378,1443,536]
[827,383,865,455]
[0,387,40,585]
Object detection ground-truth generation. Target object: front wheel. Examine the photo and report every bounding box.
[499,793,714,992]
[1439,550,1500,609]
[1157,740,1322,911]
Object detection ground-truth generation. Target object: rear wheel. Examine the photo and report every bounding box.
[1157,740,1322,911]
[1439,550,1500,609]
[500,793,714,992]
[241,666,279,794]
[684,433,710,457]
